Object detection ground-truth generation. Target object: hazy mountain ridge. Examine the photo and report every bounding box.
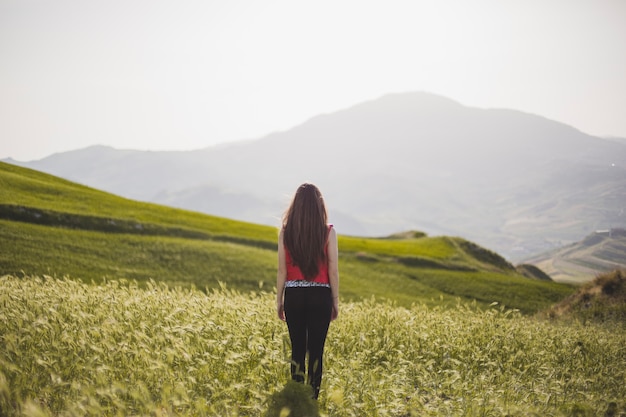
[6,92,626,266]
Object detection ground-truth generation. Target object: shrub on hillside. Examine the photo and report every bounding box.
[516,263,553,281]
[458,240,514,271]
[597,269,625,296]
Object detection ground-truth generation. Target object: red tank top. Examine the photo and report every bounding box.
[285,225,333,284]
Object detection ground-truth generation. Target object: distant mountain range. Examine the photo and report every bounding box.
[5,92,626,262]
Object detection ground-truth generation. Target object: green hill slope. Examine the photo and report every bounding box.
[0,162,574,313]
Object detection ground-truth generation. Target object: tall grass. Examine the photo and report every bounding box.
[1,275,624,416]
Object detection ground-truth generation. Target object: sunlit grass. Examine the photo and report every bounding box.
[1,275,623,416]
[338,235,457,259]
[0,220,276,292]
[0,161,277,244]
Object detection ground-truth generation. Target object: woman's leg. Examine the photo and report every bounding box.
[284,288,307,383]
[306,287,332,399]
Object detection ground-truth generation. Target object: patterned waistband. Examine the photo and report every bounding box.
[285,280,330,289]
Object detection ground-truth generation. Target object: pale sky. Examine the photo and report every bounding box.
[1,0,625,161]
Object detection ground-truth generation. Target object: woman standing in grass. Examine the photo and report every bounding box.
[276,183,339,400]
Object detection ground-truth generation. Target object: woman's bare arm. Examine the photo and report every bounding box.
[276,228,287,321]
[327,227,340,320]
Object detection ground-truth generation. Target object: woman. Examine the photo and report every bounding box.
[276,183,339,400]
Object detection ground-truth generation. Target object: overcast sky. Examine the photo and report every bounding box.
[1,0,625,161]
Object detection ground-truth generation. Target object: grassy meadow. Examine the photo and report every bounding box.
[1,275,624,416]
[1,161,624,416]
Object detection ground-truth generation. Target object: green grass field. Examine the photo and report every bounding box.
[1,275,624,416]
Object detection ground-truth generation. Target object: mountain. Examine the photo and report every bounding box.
[525,228,626,284]
[6,92,626,267]
[607,136,626,145]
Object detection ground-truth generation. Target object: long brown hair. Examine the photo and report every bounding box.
[283,183,329,280]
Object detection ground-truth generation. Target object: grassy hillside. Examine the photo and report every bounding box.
[0,162,574,313]
[526,229,626,284]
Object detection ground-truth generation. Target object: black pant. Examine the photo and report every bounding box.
[284,286,332,399]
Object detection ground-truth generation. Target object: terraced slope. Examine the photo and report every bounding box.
[526,229,626,283]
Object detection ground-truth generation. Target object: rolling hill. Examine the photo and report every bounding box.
[0,161,574,313]
[6,92,625,265]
